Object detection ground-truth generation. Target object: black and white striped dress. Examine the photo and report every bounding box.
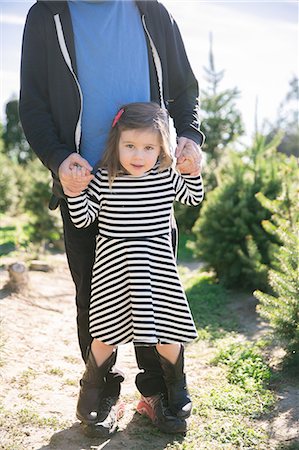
[67,166,204,346]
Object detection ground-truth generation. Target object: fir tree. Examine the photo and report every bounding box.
[191,134,284,288]
[254,162,299,362]
[200,33,244,168]
[265,76,299,157]
[2,99,34,164]
[175,34,244,233]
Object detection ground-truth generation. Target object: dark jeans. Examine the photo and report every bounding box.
[60,199,167,396]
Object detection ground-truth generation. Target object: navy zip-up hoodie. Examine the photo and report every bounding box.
[19,0,205,199]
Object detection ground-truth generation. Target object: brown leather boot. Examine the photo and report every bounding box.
[157,345,192,419]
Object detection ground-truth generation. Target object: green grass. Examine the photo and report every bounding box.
[0,404,72,450]
[209,340,275,421]
[171,270,277,449]
[277,443,299,450]
[17,408,64,428]
[63,378,78,387]
[177,233,196,262]
[212,341,272,390]
[63,355,81,364]
[46,367,64,377]
[0,225,16,255]
[186,272,238,340]
[0,215,31,258]
[17,368,38,387]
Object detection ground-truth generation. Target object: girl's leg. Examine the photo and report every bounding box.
[91,339,115,366]
[76,339,124,429]
[155,343,192,419]
[156,343,180,364]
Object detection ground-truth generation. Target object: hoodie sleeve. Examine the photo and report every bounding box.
[157,3,205,146]
[19,5,74,176]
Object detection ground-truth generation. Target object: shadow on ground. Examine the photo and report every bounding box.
[37,412,184,450]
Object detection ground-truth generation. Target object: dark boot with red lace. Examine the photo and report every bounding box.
[136,394,187,434]
[135,345,187,433]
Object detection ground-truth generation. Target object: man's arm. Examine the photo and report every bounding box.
[158,5,204,146]
[155,4,205,174]
[19,6,73,177]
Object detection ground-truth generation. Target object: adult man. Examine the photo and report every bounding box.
[20,0,204,437]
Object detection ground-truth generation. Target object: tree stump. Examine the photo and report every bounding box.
[7,262,29,293]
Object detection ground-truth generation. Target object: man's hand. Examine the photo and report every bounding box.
[175,137,203,176]
[58,153,94,197]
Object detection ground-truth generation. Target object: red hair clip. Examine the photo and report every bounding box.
[112,108,125,128]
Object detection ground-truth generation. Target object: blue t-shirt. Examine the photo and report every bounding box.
[68,0,150,167]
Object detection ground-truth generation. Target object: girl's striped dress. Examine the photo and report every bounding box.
[67,166,204,346]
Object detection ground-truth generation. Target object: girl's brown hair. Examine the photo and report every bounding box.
[101,102,173,185]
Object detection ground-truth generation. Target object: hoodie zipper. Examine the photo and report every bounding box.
[54,14,83,153]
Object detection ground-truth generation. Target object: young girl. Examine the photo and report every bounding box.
[67,102,204,433]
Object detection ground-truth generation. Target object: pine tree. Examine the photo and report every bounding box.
[200,33,244,168]
[265,76,299,157]
[2,99,34,164]
[191,134,284,288]
[254,162,299,361]
[175,33,244,233]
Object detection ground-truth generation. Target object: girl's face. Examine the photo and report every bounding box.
[118,128,161,176]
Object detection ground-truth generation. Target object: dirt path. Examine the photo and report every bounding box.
[0,255,298,449]
[0,255,150,449]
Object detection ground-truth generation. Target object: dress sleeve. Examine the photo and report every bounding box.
[66,171,103,228]
[170,168,204,206]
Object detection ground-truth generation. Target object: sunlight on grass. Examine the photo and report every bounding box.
[46,367,64,377]
[182,270,238,340]
[177,233,196,262]
[0,404,72,449]
[63,378,78,387]
[175,268,276,449]
[17,368,38,387]
[0,215,31,258]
